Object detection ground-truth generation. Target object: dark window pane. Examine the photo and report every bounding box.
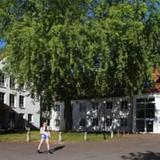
[28,114,33,123]
[9,94,15,107]
[92,103,99,110]
[120,118,128,127]
[146,97,155,102]
[54,104,60,111]
[106,118,112,126]
[55,119,60,127]
[121,101,128,110]
[136,120,145,132]
[146,103,155,109]
[92,118,98,126]
[79,103,86,112]
[0,73,5,87]
[146,109,155,118]
[136,109,145,118]
[10,78,15,89]
[137,103,145,110]
[79,119,86,127]
[0,92,5,104]
[19,96,24,108]
[106,102,113,109]
[136,98,145,103]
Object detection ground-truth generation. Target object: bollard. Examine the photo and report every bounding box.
[123,130,125,136]
[59,131,62,142]
[26,127,31,142]
[84,132,88,141]
[111,130,114,138]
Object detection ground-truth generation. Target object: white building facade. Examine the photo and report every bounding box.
[133,94,160,133]
[50,94,160,133]
[0,61,40,130]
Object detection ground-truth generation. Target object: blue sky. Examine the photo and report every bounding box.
[0,39,6,49]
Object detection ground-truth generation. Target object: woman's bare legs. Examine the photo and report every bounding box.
[38,139,44,151]
[46,139,50,151]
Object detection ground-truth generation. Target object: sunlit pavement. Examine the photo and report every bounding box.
[1,134,160,160]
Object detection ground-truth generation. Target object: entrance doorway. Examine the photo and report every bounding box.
[136,97,155,133]
[146,120,153,132]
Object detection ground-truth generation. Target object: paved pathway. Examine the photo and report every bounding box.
[0,134,160,160]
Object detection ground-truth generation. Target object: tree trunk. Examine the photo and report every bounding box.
[64,98,72,132]
[130,95,134,133]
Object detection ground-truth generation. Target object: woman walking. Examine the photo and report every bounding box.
[37,121,52,154]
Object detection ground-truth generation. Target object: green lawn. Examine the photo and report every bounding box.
[0,131,122,142]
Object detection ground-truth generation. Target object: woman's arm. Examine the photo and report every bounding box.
[40,127,45,135]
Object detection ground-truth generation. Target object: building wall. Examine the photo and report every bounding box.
[49,94,160,133]
[50,97,133,132]
[49,101,65,131]
[72,97,133,132]
[0,62,40,130]
[154,94,160,133]
[133,93,160,133]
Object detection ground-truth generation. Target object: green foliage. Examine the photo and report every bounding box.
[1,0,160,129]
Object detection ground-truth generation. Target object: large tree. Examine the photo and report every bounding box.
[0,0,93,131]
[87,0,160,97]
[1,0,160,131]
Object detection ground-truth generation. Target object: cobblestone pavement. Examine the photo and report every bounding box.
[1,134,160,160]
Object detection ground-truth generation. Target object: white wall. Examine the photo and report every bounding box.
[50,97,133,132]
[0,60,40,129]
[72,97,132,132]
[49,101,65,131]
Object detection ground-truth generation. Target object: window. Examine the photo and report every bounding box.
[136,103,145,118]
[0,92,5,104]
[55,119,60,127]
[146,97,155,102]
[54,104,60,111]
[0,73,5,87]
[136,98,145,103]
[136,97,155,119]
[120,118,128,127]
[106,118,112,126]
[9,94,15,107]
[19,96,24,108]
[92,102,99,111]
[79,118,86,127]
[106,101,113,110]
[146,103,155,118]
[18,84,24,91]
[79,103,86,112]
[10,78,15,89]
[121,101,128,110]
[28,114,33,123]
[19,113,24,120]
[92,118,99,126]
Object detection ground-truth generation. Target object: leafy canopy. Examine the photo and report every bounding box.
[1,0,160,101]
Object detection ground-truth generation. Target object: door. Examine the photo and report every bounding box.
[146,120,153,132]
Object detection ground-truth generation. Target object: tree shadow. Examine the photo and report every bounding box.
[0,103,38,133]
[121,151,160,160]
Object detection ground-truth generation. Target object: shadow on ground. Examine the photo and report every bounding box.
[41,145,65,154]
[50,145,65,152]
[121,151,160,160]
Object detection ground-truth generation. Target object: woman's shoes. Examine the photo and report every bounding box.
[37,150,52,154]
[37,150,42,153]
[48,150,53,154]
